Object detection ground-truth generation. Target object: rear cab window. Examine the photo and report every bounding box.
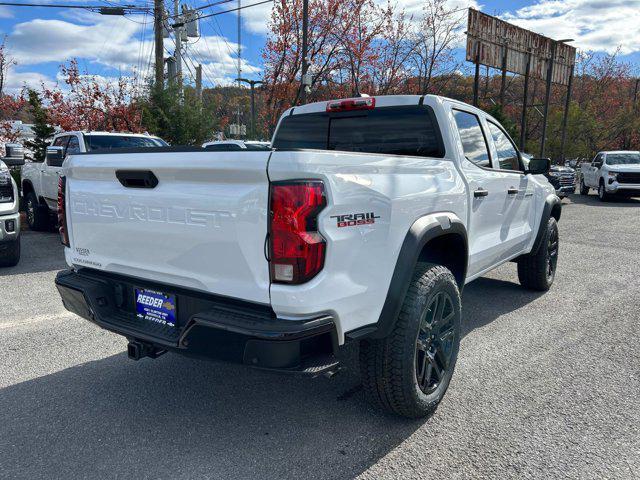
[84,135,167,151]
[272,106,444,158]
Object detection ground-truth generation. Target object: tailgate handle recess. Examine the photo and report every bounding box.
[116,170,158,189]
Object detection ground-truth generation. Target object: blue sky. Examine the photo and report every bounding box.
[0,0,639,94]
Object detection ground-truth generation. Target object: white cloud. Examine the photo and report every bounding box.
[4,12,262,86]
[502,0,640,54]
[3,67,56,94]
[239,0,480,35]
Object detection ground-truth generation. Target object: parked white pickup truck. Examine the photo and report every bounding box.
[55,95,561,417]
[579,151,640,201]
[0,160,20,266]
[21,131,167,231]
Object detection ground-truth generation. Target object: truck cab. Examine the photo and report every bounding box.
[21,131,167,231]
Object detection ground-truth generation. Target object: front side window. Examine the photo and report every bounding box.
[487,122,521,171]
[605,153,640,165]
[452,110,491,168]
[273,106,444,158]
[66,136,81,155]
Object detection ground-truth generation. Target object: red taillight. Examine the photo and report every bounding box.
[269,181,326,284]
[57,176,69,247]
[326,97,375,112]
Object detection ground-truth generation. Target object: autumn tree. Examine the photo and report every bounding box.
[411,0,464,94]
[43,60,143,132]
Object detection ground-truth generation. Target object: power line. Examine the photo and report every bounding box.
[172,0,271,26]
[0,1,150,11]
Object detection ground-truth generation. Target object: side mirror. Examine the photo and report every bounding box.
[46,146,65,167]
[593,162,602,168]
[525,157,550,175]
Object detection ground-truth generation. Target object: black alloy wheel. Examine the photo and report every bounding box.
[415,291,456,395]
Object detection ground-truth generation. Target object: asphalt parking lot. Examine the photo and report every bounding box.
[1,193,639,480]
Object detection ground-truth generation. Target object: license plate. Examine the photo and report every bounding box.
[135,288,177,329]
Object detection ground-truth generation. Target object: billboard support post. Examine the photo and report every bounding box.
[473,46,480,107]
[559,64,574,163]
[500,45,507,106]
[540,41,557,158]
[520,51,531,151]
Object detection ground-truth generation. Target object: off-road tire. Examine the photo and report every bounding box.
[517,217,559,291]
[580,179,589,195]
[0,237,20,267]
[360,262,461,418]
[25,191,50,231]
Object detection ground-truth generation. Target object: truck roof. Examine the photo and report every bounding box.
[55,131,161,139]
[283,94,491,120]
[599,150,640,155]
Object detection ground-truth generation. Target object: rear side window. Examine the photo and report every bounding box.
[273,106,444,158]
[452,110,491,168]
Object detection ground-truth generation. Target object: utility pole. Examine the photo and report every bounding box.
[237,78,263,139]
[196,64,202,102]
[173,0,182,87]
[153,0,164,89]
[299,0,309,104]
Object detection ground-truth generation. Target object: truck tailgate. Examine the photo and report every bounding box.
[64,150,271,304]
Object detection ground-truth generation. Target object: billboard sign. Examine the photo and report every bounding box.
[466,8,576,85]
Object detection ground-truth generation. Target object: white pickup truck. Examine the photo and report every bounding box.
[0,160,20,266]
[21,131,167,231]
[55,95,561,418]
[579,150,640,201]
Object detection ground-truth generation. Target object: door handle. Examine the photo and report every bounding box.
[474,188,489,198]
[507,187,519,195]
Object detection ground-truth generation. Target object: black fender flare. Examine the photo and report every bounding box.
[347,214,467,340]
[530,195,561,255]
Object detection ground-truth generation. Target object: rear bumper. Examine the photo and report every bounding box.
[55,268,339,375]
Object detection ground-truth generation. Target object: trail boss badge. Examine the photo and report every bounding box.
[331,212,380,228]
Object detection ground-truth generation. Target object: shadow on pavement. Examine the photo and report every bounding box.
[566,193,640,207]
[461,277,544,337]
[0,272,544,480]
[0,231,67,277]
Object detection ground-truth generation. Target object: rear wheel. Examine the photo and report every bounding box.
[360,262,461,418]
[25,191,50,231]
[0,237,20,267]
[517,217,559,291]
